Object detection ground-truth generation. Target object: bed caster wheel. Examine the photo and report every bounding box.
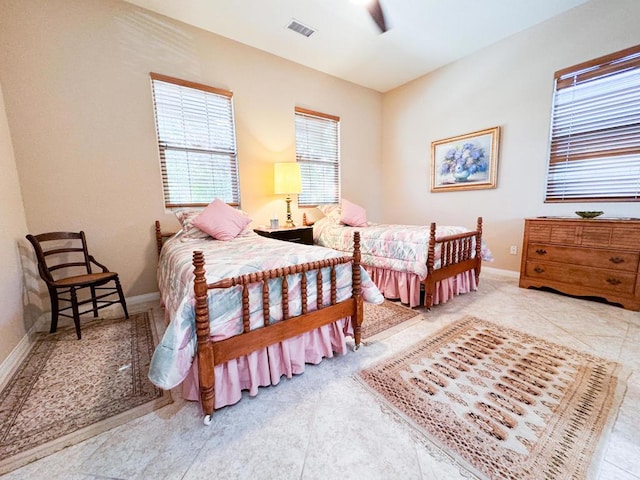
[203,415,212,426]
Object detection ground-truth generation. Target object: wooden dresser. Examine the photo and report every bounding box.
[519,217,640,311]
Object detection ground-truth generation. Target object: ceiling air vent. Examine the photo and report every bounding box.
[287,19,315,37]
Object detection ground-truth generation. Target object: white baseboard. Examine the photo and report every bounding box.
[0,292,161,390]
[127,292,160,305]
[482,266,520,279]
[0,320,42,391]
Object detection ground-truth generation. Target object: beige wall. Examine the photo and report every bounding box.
[381,0,640,271]
[0,82,36,362]
[2,0,639,364]
[0,0,383,299]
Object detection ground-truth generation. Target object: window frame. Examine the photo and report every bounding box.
[544,44,640,203]
[150,72,241,209]
[294,107,341,207]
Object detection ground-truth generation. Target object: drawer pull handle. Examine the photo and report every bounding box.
[533,267,545,274]
[606,278,622,285]
[609,257,625,264]
[535,249,547,255]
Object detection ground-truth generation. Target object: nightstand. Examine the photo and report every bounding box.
[253,226,314,245]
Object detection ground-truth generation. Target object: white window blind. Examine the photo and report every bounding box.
[295,107,340,206]
[545,44,640,202]
[150,73,240,208]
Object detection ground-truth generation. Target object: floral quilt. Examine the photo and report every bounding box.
[313,217,494,279]
[148,231,384,390]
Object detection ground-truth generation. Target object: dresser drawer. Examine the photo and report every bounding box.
[579,225,640,248]
[581,226,613,247]
[527,223,579,245]
[524,261,637,295]
[611,227,640,249]
[527,244,640,272]
[527,221,640,249]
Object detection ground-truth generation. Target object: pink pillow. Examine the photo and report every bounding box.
[192,199,251,241]
[340,199,368,227]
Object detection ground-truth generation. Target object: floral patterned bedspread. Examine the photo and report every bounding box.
[148,231,384,390]
[313,217,494,279]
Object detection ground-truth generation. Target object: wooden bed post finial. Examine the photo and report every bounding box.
[427,222,436,273]
[155,221,163,258]
[475,216,483,284]
[193,250,215,422]
[352,232,362,294]
[351,232,363,349]
[424,222,437,309]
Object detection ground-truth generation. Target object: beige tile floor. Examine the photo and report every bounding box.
[3,270,639,479]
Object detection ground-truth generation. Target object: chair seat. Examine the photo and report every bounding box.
[53,271,119,288]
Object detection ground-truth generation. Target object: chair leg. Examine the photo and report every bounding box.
[115,276,129,319]
[70,287,82,340]
[90,285,99,317]
[48,286,60,333]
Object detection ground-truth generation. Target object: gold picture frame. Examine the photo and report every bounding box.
[431,126,500,192]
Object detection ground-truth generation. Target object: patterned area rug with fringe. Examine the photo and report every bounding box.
[362,300,421,340]
[0,311,172,475]
[356,315,629,480]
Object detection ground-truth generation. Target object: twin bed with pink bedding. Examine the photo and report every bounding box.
[149,226,383,423]
[312,214,493,308]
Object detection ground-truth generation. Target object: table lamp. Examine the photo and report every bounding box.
[274,162,302,228]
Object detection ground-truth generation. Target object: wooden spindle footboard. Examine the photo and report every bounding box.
[423,217,483,309]
[193,232,364,424]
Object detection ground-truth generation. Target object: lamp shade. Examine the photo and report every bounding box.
[274,162,302,194]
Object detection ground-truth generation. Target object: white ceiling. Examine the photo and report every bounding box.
[123,0,591,92]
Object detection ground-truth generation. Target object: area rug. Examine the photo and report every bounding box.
[0,311,172,474]
[356,315,629,480]
[362,300,421,340]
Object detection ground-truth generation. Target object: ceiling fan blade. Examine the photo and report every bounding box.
[366,0,387,33]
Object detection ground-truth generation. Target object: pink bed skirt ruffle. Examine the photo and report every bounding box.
[363,266,478,307]
[181,317,353,408]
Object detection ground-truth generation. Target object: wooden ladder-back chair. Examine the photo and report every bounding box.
[26,231,129,339]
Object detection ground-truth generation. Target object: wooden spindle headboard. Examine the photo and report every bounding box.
[155,221,176,258]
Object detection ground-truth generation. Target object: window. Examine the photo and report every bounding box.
[295,107,340,206]
[150,73,240,208]
[545,45,640,202]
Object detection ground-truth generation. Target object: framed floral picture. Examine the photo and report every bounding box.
[430,126,500,192]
